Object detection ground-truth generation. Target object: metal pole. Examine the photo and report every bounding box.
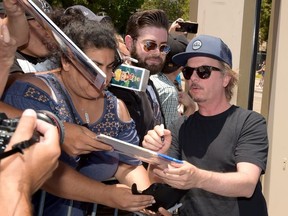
[248,0,262,110]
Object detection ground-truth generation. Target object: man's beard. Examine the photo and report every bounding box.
[130,46,165,75]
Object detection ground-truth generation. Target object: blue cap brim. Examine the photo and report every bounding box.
[173,52,229,67]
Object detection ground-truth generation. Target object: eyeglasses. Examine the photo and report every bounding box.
[142,41,170,54]
[182,65,222,80]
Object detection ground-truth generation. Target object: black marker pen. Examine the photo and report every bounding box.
[160,124,165,142]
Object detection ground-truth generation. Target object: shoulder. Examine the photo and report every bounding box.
[169,115,188,130]
[150,73,168,84]
[116,98,132,122]
[151,74,174,91]
[227,106,267,138]
[105,90,132,122]
[231,106,266,122]
[8,73,51,96]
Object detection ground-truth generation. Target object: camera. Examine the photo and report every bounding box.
[0,110,64,154]
[176,21,198,34]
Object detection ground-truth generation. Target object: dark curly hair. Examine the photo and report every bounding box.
[50,8,117,55]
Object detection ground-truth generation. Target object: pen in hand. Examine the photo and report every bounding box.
[160,124,165,142]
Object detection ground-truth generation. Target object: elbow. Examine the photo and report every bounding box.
[242,183,257,198]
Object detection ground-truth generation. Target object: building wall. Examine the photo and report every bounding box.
[190,0,245,105]
[263,0,288,215]
[190,0,244,72]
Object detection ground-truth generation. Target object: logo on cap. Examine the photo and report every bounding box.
[192,40,202,50]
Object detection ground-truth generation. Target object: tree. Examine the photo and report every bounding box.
[259,0,272,45]
[141,0,190,22]
[47,0,190,30]
[47,0,144,33]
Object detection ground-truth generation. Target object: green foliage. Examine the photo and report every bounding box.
[47,0,144,33]
[47,0,190,30]
[141,0,190,22]
[259,0,271,44]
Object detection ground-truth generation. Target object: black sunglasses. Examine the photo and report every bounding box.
[182,65,222,80]
[143,41,170,54]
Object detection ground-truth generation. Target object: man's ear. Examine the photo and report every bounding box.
[125,35,133,52]
[223,74,231,87]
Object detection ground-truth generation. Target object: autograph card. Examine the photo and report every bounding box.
[96,134,183,165]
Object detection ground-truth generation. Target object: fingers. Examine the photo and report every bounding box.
[143,131,163,151]
[175,18,184,23]
[158,207,172,216]
[142,125,172,154]
[3,0,25,16]
[62,123,113,156]
[0,24,9,43]
[0,24,15,45]
[82,128,113,151]
[91,141,113,151]
[7,109,37,150]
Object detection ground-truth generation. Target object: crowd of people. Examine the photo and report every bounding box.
[0,0,269,216]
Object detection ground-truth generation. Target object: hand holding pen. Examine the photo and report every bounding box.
[142,124,172,154]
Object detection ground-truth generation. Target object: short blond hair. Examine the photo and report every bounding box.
[222,62,238,101]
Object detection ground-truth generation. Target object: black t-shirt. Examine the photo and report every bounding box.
[168,105,268,216]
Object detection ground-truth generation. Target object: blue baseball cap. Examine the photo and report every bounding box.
[172,34,232,68]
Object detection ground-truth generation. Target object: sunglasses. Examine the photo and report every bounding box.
[143,41,170,54]
[182,65,222,80]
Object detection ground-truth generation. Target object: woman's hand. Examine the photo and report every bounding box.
[62,122,112,157]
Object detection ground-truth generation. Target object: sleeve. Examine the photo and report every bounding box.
[235,111,269,173]
[2,80,56,113]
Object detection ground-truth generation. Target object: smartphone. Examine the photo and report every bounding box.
[176,21,198,34]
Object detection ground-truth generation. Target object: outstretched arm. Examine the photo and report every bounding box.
[43,161,155,212]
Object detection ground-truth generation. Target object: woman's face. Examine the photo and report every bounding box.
[63,47,116,99]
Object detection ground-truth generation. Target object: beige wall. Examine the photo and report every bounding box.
[190,0,244,72]
[263,0,288,215]
[189,0,288,214]
[190,0,245,105]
